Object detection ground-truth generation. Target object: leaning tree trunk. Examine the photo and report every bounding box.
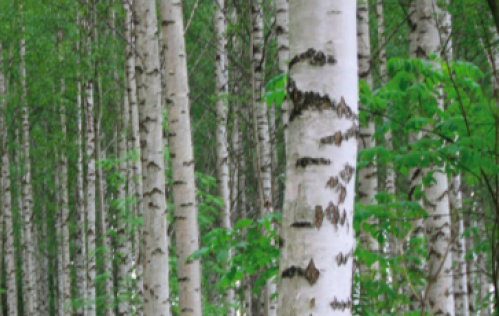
[214,0,234,314]
[162,1,203,316]
[357,1,380,313]
[135,0,170,314]
[450,174,469,316]
[278,1,358,316]
[1,41,18,316]
[20,13,37,315]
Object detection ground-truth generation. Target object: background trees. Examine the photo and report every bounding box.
[0,0,498,316]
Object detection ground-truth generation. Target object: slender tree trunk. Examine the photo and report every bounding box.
[123,1,144,313]
[1,41,18,316]
[214,1,235,314]
[464,205,476,315]
[117,64,131,316]
[75,15,87,315]
[162,1,203,315]
[55,160,64,316]
[357,2,380,313]
[450,174,469,316]
[276,0,289,136]
[479,225,490,316]
[278,1,358,316]
[135,0,169,314]
[250,1,276,314]
[20,12,37,314]
[84,78,97,316]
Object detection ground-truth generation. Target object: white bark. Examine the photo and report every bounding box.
[415,1,455,315]
[357,0,379,273]
[162,1,203,315]
[250,1,276,314]
[478,224,490,316]
[214,1,235,314]
[464,208,476,314]
[135,0,169,314]
[55,160,65,316]
[73,14,87,316]
[276,0,289,134]
[123,0,144,313]
[1,41,18,316]
[118,74,131,316]
[278,1,358,316]
[84,79,97,316]
[450,174,469,316]
[20,14,37,315]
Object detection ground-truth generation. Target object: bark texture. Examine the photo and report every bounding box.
[278,1,358,315]
[162,1,203,316]
[135,0,170,314]
[1,41,18,316]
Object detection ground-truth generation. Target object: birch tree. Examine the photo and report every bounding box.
[20,10,37,314]
[135,0,170,314]
[278,1,358,315]
[162,0,203,315]
[415,1,455,314]
[1,40,18,316]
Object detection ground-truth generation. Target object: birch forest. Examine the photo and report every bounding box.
[1,0,499,315]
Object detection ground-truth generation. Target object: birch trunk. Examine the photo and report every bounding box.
[0,43,3,316]
[414,1,455,315]
[123,0,144,312]
[1,41,18,316]
[479,225,490,316]
[0,159,3,316]
[357,2,380,312]
[55,160,64,316]
[214,1,234,314]
[60,80,72,316]
[20,13,37,314]
[162,1,203,315]
[276,0,289,134]
[118,73,131,316]
[250,1,276,314]
[278,1,358,316]
[135,0,169,314]
[73,14,87,316]
[450,174,469,316]
[84,79,97,316]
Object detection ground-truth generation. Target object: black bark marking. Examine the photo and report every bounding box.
[288,48,337,71]
[326,176,339,189]
[315,205,324,229]
[325,201,340,230]
[173,180,186,185]
[304,259,320,285]
[340,209,347,226]
[287,78,357,122]
[319,123,359,146]
[310,298,316,308]
[337,184,347,205]
[340,164,355,183]
[330,298,352,311]
[437,190,449,201]
[336,249,352,266]
[291,222,313,228]
[295,157,331,168]
[282,266,305,279]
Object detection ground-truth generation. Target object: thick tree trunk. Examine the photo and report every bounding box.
[1,41,18,316]
[135,0,170,314]
[278,1,358,316]
[450,174,469,316]
[414,1,455,315]
[162,1,203,316]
